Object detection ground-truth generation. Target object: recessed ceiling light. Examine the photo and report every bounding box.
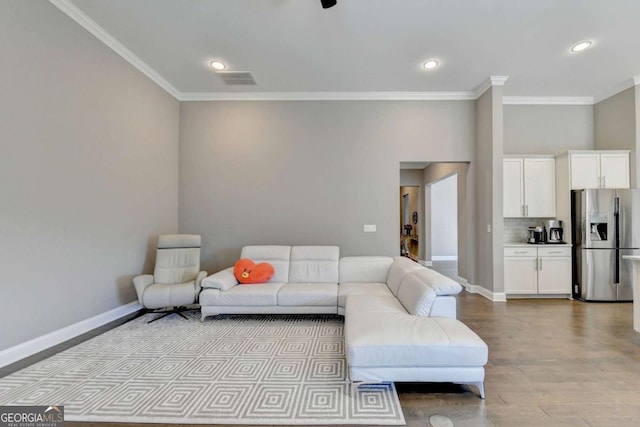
[571,41,592,53]
[210,60,226,70]
[422,59,439,70]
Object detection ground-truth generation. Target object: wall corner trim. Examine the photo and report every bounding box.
[0,301,142,369]
[475,76,510,98]
[634,76,640,86]
[48,0,181,99]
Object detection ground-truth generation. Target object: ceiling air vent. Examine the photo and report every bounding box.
[216,71,257,85]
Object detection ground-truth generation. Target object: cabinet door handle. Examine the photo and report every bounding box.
[539,258,543,270]
[525,205,529,217]
[514,251,528,254]
[548,251,562,254]
[522,205,525,217]
[602,176,606,188]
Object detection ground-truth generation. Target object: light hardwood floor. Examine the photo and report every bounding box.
[5,291,640,426]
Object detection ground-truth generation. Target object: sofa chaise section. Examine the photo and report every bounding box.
[344,270,488,398]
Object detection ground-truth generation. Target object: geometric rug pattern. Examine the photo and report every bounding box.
[0,313,405,425]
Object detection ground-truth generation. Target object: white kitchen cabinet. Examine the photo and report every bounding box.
[503,157,556,218]
[504,246,571,296]
[569,151,630,189]
[503,158,524,217]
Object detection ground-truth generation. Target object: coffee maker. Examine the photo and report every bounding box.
[546,220,565,243]
[527,226,546,244]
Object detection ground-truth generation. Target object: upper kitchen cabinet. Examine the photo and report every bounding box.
[568,151,630,189]
[504,156,556,218]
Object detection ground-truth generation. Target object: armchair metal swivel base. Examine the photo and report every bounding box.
[145,306,192,323]
[133,234,207,324]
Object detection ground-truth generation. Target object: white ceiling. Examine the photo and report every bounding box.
[59,0,640,101]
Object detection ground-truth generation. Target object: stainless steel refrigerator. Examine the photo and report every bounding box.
[572,189,640,301]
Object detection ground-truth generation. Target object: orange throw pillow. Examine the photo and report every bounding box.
[233,258,275,284]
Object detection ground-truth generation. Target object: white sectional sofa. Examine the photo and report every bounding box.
[200,245,488,398]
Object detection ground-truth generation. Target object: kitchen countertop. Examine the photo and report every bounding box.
[504,242,572,247]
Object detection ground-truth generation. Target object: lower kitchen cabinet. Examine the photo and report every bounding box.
[504,246,571,296]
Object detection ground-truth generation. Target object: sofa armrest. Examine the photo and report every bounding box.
[133,274,154,304]
[194,270,208,301]
[429,296,457,318]
[201,267,238,291]
[397,269,462,317]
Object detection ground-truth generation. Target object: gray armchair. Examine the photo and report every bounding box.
[133,234,207,322]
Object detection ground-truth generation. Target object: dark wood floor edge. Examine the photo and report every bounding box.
[0,309,144,379]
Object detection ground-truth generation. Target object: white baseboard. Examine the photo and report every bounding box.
[418,259,433,267]
[457,277,507,302]
[431,256,458,261]
[0,301,142,369]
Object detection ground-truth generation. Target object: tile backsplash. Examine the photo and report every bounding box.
[504,218,549,243]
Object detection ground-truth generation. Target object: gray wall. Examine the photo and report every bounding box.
[594,87,637,186]
[0,1,179,350]
[179,100,476,274]
[431,175,457,258]
[504,105,595,154]
[474,87,504,293]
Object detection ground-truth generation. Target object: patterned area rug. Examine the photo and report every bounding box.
[0,313,405,425]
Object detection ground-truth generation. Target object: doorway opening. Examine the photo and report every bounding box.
[399,186,419,261]
[400,162,468,282]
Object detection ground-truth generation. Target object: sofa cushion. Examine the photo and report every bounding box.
[344,294,406,314]
[277,283,338,306]
[345,312,488,368]
[200,283,284,306]
[337,283,394,308]
[397,269,462,316]
[339,256,394,283]
[240,245,291,283]
[386,257,425,296]
[288,246,339,283]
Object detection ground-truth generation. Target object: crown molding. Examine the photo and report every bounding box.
[490,76,510,86]
[503,96,594,105]
[178,91,478,101]
[37,5,617,106]
[474,76,510,98]
[48,0,181,99]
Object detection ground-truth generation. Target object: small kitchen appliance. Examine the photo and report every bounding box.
[527,226,546,244]
[546,220,565,243]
